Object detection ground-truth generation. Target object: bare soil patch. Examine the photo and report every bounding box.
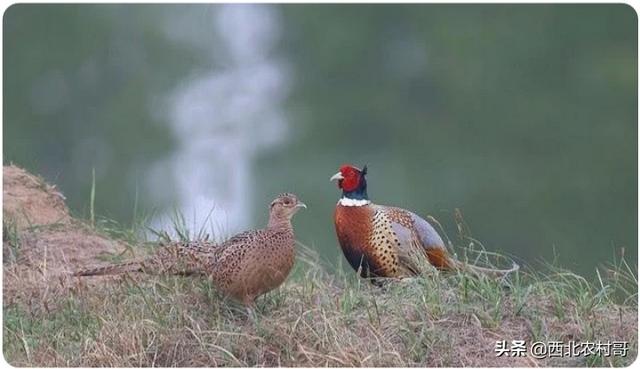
[3,165,127,304]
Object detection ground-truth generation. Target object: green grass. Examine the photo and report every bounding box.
[3,206,637,366]
[2,219,21,263]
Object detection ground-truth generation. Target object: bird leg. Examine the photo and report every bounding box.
[243,296,259,323]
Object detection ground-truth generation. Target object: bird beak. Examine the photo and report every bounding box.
[330,172,344,182]
[296,202,307,209]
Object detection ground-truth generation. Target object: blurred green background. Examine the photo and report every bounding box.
[3,4,637,276]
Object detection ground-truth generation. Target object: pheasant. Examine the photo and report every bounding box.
[330,164,518,279]
[74,193,306,305]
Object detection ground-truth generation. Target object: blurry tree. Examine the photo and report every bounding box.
[259,4,637,274]
[4,4,636,275]
[4,5,209,220]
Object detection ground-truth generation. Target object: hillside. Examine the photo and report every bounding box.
[2,165,637,366]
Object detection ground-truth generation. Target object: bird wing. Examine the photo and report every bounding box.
[405,210,446,250]
[209,229,263,264]
[367,205,420,275]
[223,230,257,245]
[379,205,451,271]
[157,230,261,274]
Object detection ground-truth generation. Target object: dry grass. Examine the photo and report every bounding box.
[3,241,637,367]
[2,165,638,367]
[3,164,71,230]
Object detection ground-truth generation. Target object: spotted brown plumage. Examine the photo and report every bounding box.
[331,164,518,279]
[74,193,306,305]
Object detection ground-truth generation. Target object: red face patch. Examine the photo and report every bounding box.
[338,165,361,192]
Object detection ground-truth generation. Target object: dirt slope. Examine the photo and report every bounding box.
[3,165,127,304]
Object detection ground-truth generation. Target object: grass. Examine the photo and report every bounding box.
[2,219,21,263]
[2,203,638,366]
[90,168,96,228]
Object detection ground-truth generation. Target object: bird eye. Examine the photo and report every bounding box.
[283,199,291,205]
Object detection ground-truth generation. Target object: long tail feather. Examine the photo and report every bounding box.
[450,258,520,277]
[73,240,219,278]
[73,260,143,276]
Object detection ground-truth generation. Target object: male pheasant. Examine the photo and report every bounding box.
[330,164,518,279]
[75,193,306,305]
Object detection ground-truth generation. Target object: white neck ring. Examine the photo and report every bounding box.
[338,198,371,207]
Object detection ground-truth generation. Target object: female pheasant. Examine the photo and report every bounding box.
[75,193,306,305]
[330,164,518,279]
